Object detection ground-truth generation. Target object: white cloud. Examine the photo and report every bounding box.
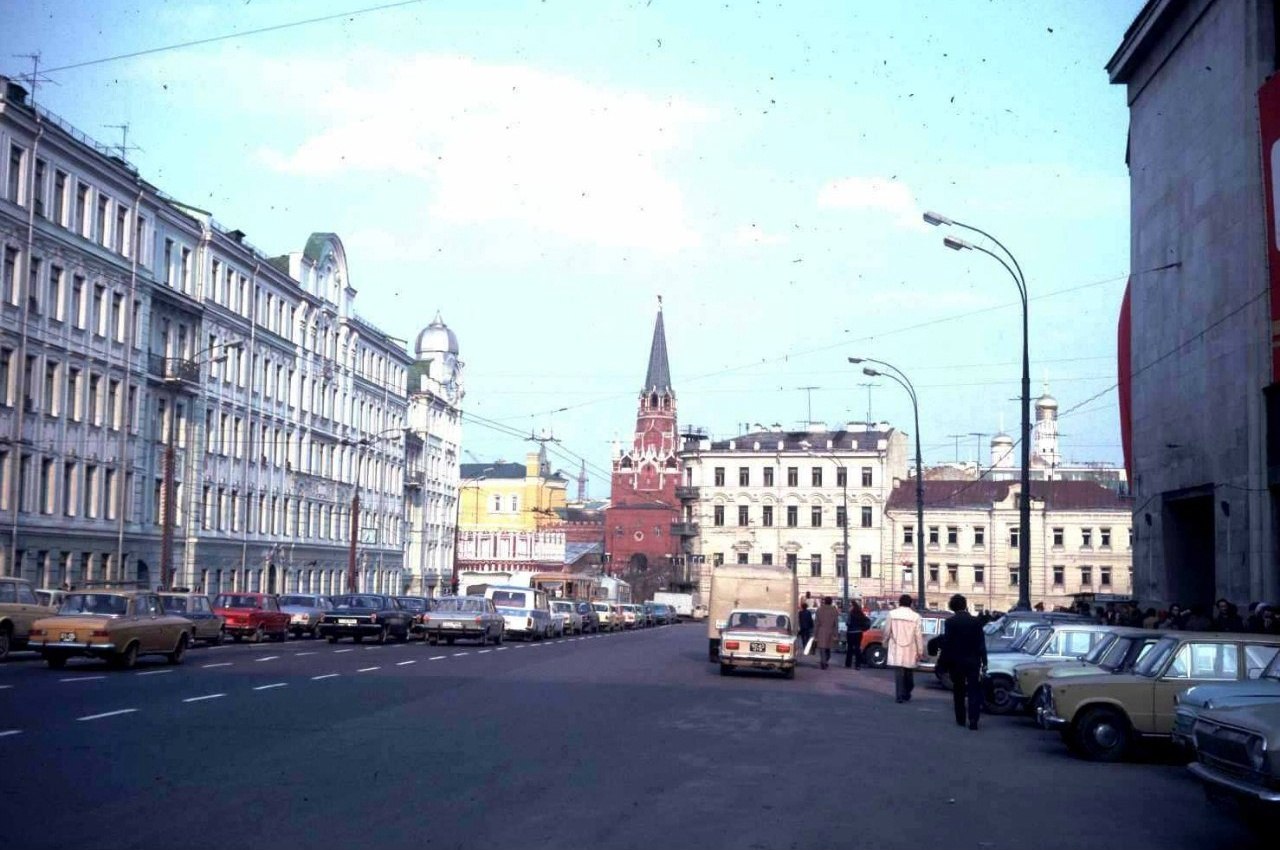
[253,54,709,251]
[816,177,926,231]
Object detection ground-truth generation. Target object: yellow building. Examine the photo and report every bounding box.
[458,450,568,532]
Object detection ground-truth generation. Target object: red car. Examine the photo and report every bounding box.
[212,593,290,643]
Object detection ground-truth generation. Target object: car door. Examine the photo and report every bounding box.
[1152,640,1240,733]
[11,582,46,638]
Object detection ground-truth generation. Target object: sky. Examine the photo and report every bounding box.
[1,0,1147,495]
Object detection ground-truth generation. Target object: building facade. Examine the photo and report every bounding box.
[683,424,909,604]
[1109,0,1279,607]
[456,451,568,576]
[882,480,1134,612]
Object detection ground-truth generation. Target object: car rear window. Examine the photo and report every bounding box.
[214,594,261,609]
[491,590,529,609]
[159,595,190,613]
[279,596,315,606]
[333,595,385,609]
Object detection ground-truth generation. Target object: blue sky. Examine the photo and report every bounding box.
[2,0,1145,494]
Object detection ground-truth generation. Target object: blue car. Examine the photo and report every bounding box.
[1171,645,1280,747]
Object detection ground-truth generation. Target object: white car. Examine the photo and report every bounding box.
[550,600,583,635]
[593,602,620,632]
[718,609,796,679]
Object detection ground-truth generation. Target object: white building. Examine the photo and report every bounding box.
[680,424,909,603]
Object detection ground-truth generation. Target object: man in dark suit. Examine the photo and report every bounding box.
[938,593,988,730]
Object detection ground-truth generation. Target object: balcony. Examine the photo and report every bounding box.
[147,353,200,385]
[671,522,700,537]
[675,485,700,501]
[404,471,425,489]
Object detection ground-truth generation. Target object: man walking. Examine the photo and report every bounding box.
[884,594,925,703]
[798,601,814,656]
[939,594,987,730]
[814,596,839,669]
[844,599,870,669]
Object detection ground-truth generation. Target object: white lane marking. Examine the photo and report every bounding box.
[514,644,526,649]
[496,647,509,652]
[477,649,492,654]
[365,646,381,650]
[395,660,416,667]
[136,669,173,677]
[253,683,287,691]
[294,652,316,657]
[452,652,469,657]
[60,676,106,683]
[357,666,381,673]
[0,729,21,737]
[429,655,446,661]
[201,662,232,669]
[255,656,279,662]
[333,649,354,654]
[78,708,138,721]
[311,673,340,680]
[182,693,224,703]
[0,684,14,689]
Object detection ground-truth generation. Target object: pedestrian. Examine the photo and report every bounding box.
[844,599,871,669]
[814,596,839,669]
[1159,604,1183,629]
[798,601,814,655]
[884,594,925,703]
[1184,604,1212,632]
[1211,598,1243,632]
[937,593,987,730]
[1260,606,1279,635]
[1141,607,1159,629]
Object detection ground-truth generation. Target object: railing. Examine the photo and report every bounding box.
[675,486,700,500]
[404,471,425,489]
[146,354,200,384]
[671,522,700,537]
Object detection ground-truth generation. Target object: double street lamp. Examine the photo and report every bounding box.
[848,357,924,611]
[923,211,1031,610]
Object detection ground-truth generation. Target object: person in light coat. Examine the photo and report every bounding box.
[884,594,925,703]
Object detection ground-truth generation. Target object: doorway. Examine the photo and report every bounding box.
[1162,491,1214,608]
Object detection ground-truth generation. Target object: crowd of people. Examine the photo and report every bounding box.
[1044,598,1280,634]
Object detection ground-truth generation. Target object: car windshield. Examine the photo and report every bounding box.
[551,602,574,612]
[577,603,592,613]
[215,594,260,609]
[1078,632,1117,664]
[279,596,317,607]
[396,598,427,611]
[727,612,791,631]
[1097,635,1134,670]
[1011,625,1051,653]
[59,593,129,616]
[1260,651,1280,682]
[159,595,190,613]
[333,595,383,609]
[435,598,485,613]
[1135,636,1181,678]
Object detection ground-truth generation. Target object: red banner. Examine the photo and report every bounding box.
[1258,73,1280,378]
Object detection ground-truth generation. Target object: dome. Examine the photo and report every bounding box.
[415,311,458,357]
[991,432,1013,446]
[1036,393,1058,410]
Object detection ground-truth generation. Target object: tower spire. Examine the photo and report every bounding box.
[643,298,672,393]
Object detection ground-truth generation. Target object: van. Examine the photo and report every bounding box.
[707,563,799,662]
[485,585,552,641]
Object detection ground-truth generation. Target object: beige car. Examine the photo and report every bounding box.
[29,590,194,669]
[1041,631,1280,761]
[0,577,45,660]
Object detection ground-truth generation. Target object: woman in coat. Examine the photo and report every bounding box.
[814,596,840,669]
[844,599,871,669]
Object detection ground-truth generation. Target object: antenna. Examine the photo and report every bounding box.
[856,382,877,424]
[797,386,820,426]
[968,432,987,465]
[946,434,966,463]
[102,123,141,162]
[13,53,53,107]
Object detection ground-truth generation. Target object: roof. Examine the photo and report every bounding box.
[565,541,603,564]
[888,479,1133,512]
[554,506,605,523]
[460,462,528,480]
[1106,0,1178,84]
[643,306,672,393]
[705,429,896,453]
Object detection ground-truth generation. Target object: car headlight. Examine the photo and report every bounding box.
[1247,737,1267,771]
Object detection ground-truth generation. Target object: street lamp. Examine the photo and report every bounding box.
[923,210,1031,610]
[160,340,244,590]
[848,357,925,611]
[452,466,493,595]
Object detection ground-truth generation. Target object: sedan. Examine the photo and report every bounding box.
[279,594,333,639]
[158,592,226,645]
[550,600,583,635]
[213,593,290,643]
[29,591,192,669]
[577,600,600,633]
[394,596,435,639]
[423,596,504,645]
[319,594,414,644]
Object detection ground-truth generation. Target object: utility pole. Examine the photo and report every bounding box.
[347,439,366,593]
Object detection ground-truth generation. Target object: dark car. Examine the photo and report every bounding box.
[319,594,414,644]
[576,600,600,633]
[394,596,436,639]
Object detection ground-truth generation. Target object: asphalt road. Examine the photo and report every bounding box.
[0,624,1263,850]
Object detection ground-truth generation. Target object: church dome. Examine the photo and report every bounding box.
[1036,393,1058,410]
[415,312,458,357]
[991,432,1013,446]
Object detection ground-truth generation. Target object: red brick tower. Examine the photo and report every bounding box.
[605,302,680,577]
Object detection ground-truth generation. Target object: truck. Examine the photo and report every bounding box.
[706,563,798,662]
[653,591,696,619]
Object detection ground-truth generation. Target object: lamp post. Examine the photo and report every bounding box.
[849,357,924,610]
[923,211,1031,610]
[344,427,408,594]
[160,340,243,591]
[452,467,493,595]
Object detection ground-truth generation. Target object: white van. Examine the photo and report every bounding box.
[485,585,553,641]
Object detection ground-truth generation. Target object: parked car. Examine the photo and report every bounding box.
[861,610,948,669]
[641,602,659,627]
[279,594,334,638]
[158,591,226,645]
[593,601,619,632]
[213,593,291,643]
[692,604,709,621]
[982,622,1116,714]
[576,600,600,633]
[486,585,553,641]
[1188,701,1280,823]
[983,611,1089,652]
[28,590,193,669]
[0,576,45,660]
[1171,645,1280,748]
[33,588,66,609]
[1015,627,1159,716]
[718,609,796,679]
[620,604,642,629]
[424,596,504,645]
[319,594,414,643]
[393,596,435,639]
[550,600,584,635]
[1041,631,1280,761]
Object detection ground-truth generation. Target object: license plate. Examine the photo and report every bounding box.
[60,632,77,642]
[338,618,357,626]
[444,622,462,628]
[750,641,767,652]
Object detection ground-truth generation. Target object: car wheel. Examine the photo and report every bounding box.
[327,635,339,644]
[397,626,410,643]
[251,625,264,644]
[232,633,243,643]
[114,642,139,670]
[213,627,226,646]
[375,626,389,645]
[719,663,733,676]
[45,653,68,669]
[274,628,288,643]
[445,636,455,646]
[782,666,795,680]
[311,625,323,639]
[864,643,887,668]
[1072,706,1131,762]
[0,625,11,661]
[168,633,189,665]
[1030,687,1049,716]
[985,676,1017,715]
[353,635,363,644]
[495,632,503,646]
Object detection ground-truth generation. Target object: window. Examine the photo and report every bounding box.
[1080,566,1093,587]
[47,264,63,321]
[1009,527,1020,547]
[860,506,872,528]
[62,462,77,517]
[836,555,847,577]
[786,467,798,487]
[713,553,725,567]
[112,293,125,341]
[84,464,98,518]
[509,495,518,513]
[901,566,913,587]
[96,196,109,246]
[785,553,797,571]
[973,565,985,586]
[903,525,914,545]
[93,284,106,336]
[947,564,959,586]
[1052,527,1064,547]
[1081,528,1093,548]
[39,458,53,513]
[809,554,822,577]
[738,467,749,486]
[736,552,749,565]
[43,362,58,416]
[786,505,798,527]
[27,257,41,314]
[928,563,939,585]
[87,375,101,425]
[811,506,822,527]
[836,467,847,487]
[762,505,773,527]
[75,183,88,235]
[7,144,23,203]
[763,467,774,487]
[1163,642,1238,681]
[114,207,126,253]
[0,347,10,407]
[946,526,958,545]
[761,553,773,566]
[1100,566,1112,587]
[835,506,846,527]
[859,555,872,578]
[928,526,939,545]
[737,505,749,526]
[2,246,16,304]
[1100,527,1112,548]
[1052,565,1064,587]
[861,466,872,487]
[107,380,121,430]
[71,275,85,328]
[1008,568,1019,587]
[164,239,174,284]
[811,467,822,487]
[713,505,724,527]
[713,467,725,486]
[973,526,985,546]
